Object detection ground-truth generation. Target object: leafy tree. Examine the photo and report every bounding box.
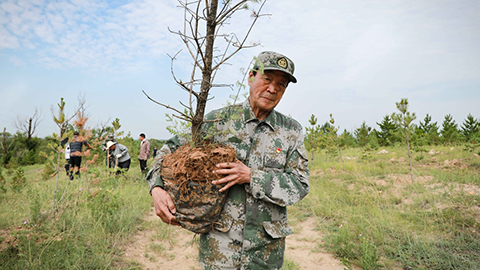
[461,114,479,142]
[375,115,398,146]
[440,114,461,144]
[391,98,416,182]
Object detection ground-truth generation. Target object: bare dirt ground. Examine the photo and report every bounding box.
[122,207,350,270]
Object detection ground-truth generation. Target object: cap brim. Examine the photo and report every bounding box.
[262,67,297,83]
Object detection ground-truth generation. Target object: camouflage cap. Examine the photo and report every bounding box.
[253,51,297,83]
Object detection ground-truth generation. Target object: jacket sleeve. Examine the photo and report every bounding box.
[245,132,310,207]
[146,140,151,159]
[119,144,128,157]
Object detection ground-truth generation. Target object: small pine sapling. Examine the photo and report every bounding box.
[391,98,417,182]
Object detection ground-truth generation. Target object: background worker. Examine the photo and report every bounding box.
[101,134,118,168]
[138,133,151,175]
[69,131,91,180]
[106,141,131,175]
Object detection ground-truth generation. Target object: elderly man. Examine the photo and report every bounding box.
[147,51,309,269]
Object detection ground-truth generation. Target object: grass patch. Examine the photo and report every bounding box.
[0,165,152,270]
[290,146,480,270]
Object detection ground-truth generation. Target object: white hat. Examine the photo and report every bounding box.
[106,141,116,149]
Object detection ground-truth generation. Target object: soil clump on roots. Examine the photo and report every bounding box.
[161,143,237,233]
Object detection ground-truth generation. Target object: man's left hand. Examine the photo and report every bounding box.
[212,160,250,192]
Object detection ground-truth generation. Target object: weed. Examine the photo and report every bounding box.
[283,258,300,270]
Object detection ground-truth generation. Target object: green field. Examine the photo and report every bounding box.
[1,146,479,269]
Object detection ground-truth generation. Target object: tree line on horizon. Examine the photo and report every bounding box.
[305,102,480,158]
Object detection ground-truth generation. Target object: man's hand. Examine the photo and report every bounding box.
[212,160,251,192]
[151,187,180,226]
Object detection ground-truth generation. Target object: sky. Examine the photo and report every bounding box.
[1,0,479,140]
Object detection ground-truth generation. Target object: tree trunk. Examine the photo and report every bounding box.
[191,0,218,146]
[405,127,414,182]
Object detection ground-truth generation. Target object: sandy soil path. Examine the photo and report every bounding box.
[122,208,349,270]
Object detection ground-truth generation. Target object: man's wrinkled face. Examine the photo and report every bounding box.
[248,70,289,119]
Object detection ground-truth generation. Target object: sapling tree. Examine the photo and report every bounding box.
[391,98,416,182]
[143,0,268,146]
[49,98,78,218]
[326,114,346,171]
[305,114,322,160]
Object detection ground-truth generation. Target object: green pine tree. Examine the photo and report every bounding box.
[375,115,398,146]
[461,114,480,142]
[418,114,440,145]
[441,114,461,144]
[354,122,372,147]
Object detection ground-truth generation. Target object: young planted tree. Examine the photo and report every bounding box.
[143,0,269,234]
[47,98,81,218]
[391,98,416,182]
[305,114,322,160]
[326,114,346,171]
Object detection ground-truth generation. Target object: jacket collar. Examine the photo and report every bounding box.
[242,99,276,130]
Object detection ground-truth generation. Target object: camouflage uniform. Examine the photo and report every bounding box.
[147,51,309,269]
[147,100,309,269]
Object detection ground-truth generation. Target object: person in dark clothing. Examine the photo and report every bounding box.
[69,131,91,180]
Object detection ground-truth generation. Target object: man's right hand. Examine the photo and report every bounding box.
[151,187,180,226]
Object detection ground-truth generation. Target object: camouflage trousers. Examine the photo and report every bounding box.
[198,222,286,270]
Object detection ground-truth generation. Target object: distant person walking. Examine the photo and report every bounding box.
[138,133,151,174]
[69,131,91,180]
[153,146,158,157]
[106,141,131,175]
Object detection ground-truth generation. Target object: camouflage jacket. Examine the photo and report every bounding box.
[147,100,310,269]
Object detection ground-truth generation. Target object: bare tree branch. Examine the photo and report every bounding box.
[142,90,192,120]
[212,0,267,71]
